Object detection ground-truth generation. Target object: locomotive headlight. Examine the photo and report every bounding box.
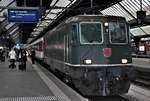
[104,22,109,27]
[121,59,128,64]
[84,59,92,64]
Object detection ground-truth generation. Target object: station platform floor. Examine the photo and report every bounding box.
[0,58,87,101]
[132,58,150,72]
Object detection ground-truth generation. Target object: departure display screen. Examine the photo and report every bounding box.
[8,8,39,23]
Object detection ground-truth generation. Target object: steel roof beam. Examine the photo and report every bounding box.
[118,2,148,36]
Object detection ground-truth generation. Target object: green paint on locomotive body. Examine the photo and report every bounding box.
[43,15,133,96]
[44,15,132,65]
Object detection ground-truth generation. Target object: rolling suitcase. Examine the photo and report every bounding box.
[19,62,26,71]
[19,62,23,70]
[1,56,5,62]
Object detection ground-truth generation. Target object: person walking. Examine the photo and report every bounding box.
[31,49,35,64]
[8,48,16,69]
[18,49,27,71]
[1,49,5,62]
[22,49,27,70]
[0,49,4,62]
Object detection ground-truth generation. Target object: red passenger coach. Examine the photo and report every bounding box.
[26,37,45,60]
[34,37,45,59]
[144,42,150,55]
[145,42,150,51]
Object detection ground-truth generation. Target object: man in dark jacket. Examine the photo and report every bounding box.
[18,49,27,71]
[31,49,35,64]
[22,49,27,69]
[0,49,5,62]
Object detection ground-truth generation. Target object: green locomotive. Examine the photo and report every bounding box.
[43,15,133,96]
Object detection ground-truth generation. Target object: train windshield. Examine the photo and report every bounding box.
[80,22,103,44]
[109,22,127,44]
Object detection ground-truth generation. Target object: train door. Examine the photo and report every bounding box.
[64,35,69,62]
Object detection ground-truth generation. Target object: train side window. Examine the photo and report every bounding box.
[71,24,78,43]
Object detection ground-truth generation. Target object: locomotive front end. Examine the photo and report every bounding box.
[69,16,133,96]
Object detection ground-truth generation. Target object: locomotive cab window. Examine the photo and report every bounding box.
[109,22,127,44]
[79,22,103,44]
[71,24,78,43]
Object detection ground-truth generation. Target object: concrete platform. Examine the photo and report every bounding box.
[0,58,88,101]
[0,58,53,97]
[132,58,150,72]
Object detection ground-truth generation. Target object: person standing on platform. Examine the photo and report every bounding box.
[8,48,16,68]
[0,49,5,62]
[0,49,4,62]
[19,49,27,71]
[23,49,27,69]
[31,49,35,64]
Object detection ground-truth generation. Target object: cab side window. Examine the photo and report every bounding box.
[71,24,78,43]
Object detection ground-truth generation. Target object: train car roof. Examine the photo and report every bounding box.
[25,37,44,48]
[64,14,126,23]
[48,14,127,33]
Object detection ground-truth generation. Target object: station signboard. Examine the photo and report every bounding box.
[7,8,39,23]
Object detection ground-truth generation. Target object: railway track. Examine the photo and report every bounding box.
[132,55,150,58]
[133,68,150,89]
[121,94,139,101]
[87,96,130,101]
[124,84,150,101]
[132,79,150,90]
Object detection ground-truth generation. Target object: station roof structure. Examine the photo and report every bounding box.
[0,0,150,47]
[100,0,150,41]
